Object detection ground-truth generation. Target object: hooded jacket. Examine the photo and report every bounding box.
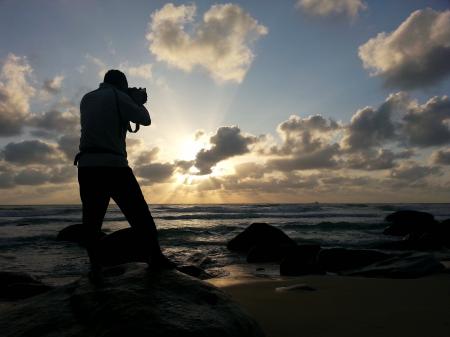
[77,82,150,167]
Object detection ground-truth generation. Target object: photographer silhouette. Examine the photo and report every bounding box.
[76,70,175,281]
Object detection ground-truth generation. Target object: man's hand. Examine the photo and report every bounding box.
[128,88,147,105]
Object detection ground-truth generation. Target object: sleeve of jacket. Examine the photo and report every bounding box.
[116,90,151,126]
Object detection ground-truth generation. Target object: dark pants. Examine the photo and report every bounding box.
[78,166,162,265]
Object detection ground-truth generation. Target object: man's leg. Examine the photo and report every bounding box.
[111,167,174,267]
[78,167,110,270]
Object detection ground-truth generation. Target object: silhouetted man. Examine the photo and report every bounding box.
[75,69,174,279]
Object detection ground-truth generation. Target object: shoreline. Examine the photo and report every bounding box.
[209,273,450,337]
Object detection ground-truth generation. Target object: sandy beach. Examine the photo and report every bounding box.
[209,273,450,337]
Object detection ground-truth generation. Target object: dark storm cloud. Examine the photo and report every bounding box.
[2,140,62,164]
[194,126,258,175]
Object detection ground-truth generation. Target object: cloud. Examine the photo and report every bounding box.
[268,143,340,171]
[194,126,258,174]
[342,92,450,150]
[341,93,406,151]
[2,140,63,164]
[14,168,50,186]
[390,162,441,181]
[345,148,414,170]
[43,75,64,93]
[28,109,79,134]
[296,0,366,18]
[272,114,340,155]
[122,63,153,80]
[402,95,450,147]
[135,162,175,184]
[0,53,35,136]
[133,147,160,166]
[359,8,450,89]
[431,148,450,165]
[146,3,268,83]
[57,133,80,162]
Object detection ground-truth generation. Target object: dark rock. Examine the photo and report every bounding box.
[0,263,265,337]
[318,248,391,273]
[383,210,438,236]
[345,252,445,278]
[376,218,450,251]
[227,223,296,253]
[97,228,149,266]
[247,243,294,263]
[0,271,53,301]
[280,244,324,276]
[176,265,213,279]
[186,252,214,268]
[57,224,106,243]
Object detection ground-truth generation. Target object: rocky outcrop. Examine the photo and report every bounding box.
[318,248,391,273]
[279,244,324,276]
[227,223,296,253]
[345,252,445,278]
[227,223,297,264]
[383,210,437,236]
[0,263,266,337]
[382,211,450,250]
[96,228,149,266]
[0,271,53,301]
[57,224,106,243]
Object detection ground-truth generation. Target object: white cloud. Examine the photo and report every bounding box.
[124,63,153,80]
[296,0,366,18]
[0,53,35,136]
[86,55,153,81]
[359,8,450,89]
[43,75,64,93]
[146,3,268,83]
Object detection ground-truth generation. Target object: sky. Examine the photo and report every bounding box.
[0,0,449,204]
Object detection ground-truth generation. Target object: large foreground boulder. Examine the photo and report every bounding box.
[344,252,445,278]
[318,248,391,273]
[0,263,266,337]
[383,210,437,236]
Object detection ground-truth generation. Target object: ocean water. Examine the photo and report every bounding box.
[1,203,449,285]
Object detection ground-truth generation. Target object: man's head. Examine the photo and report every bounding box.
[104,69,128,91]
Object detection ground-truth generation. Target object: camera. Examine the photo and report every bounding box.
[127,87,147,105]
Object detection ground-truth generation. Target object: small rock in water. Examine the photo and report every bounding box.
[275,284,317,292]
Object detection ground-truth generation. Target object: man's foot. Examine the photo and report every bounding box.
[148,254,177,270]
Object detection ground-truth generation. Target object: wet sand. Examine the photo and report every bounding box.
[209,273,450,337]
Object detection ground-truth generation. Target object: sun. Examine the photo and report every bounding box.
[176,137,206,161]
